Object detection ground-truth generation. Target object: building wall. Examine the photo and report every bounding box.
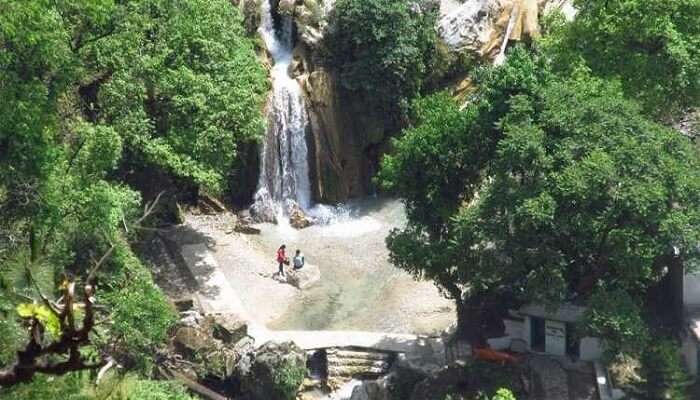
[518,315,603,360]
[684,273,700,306]
[580,337,603,361]
[523,316,532,350]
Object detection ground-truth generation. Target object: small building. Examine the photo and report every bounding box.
[498,303,603,361]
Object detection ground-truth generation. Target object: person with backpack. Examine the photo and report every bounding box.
[276,244,288,276]
[293,249,305,270]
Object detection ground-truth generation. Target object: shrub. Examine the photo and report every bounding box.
[640,339,689,400]
[272,362,306,400]
[101,246,177,372]
[122,378,196,400]
[0,373,91,400]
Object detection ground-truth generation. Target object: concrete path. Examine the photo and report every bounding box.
[181,243,249,320]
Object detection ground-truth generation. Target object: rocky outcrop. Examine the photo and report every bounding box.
[167,311,245,383]
[238,341,307,400]
[302,69,388,203]
[438,0,575,62]
[289,203,313,229]
[236,0,263,35]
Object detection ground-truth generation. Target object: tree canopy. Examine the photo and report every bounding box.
[380,48,700,350]
[324,0,439,111]
[544,0,700,117]
[0,0,266,394]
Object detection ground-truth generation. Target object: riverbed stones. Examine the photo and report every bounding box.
[211,313,249,344]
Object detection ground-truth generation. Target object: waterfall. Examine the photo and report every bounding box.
[251,0,312,222]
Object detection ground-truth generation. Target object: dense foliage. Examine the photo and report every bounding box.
[98,0,268,191]
[544,0,700,117]
[380,48,700,349]
[325,0,439,111]
[1,372,196,400]
[0,0,265,395]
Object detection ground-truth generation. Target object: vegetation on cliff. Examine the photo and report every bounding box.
[325,0,439,112]
[0,0,266,396]
[543,0,700,117]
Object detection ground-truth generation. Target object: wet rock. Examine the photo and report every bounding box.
[250,190,278,223]
[302,69,386,203]
[179,310,204,328]
[198,193,227,214]
[239,0,262,34]
[289,204,313,229]
[273,271,290,284]
[278,0,296,15]
[234,222,262,235]
[174,297,195,312]
[238,341,307,400]
[287,264,321,290]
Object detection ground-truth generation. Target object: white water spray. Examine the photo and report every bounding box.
[251,0,312,222]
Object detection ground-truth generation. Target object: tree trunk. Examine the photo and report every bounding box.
[443,281,488,346]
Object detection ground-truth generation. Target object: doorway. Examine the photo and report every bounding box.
[530,316,546,352]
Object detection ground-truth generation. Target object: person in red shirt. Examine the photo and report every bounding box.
[276,244,287,277]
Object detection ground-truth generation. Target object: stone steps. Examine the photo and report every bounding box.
[326,349,392,379]
[327,349,392,361]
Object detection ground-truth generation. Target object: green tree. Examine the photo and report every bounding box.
[544,0,700,117]
[0,0,261,390]
[96,0,268,192]
[380,48,700,348]
[325,0,438,112]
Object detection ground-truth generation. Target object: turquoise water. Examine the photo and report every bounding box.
[249,197,454,334]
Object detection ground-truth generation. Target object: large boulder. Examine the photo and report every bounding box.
[287,264,321,290]
[438,0,575,62]
[171,322,238,380]
[238,341,307,400]
[210,313,249,344]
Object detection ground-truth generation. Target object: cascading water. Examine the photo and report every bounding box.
[251,0,312,222]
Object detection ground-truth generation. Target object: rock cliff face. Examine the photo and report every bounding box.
[290,0,407,203]
[438,0,575,62]
[238,0,575,205]
[301,68,387,202]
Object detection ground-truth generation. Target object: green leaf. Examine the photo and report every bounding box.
[16,303,61,337]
